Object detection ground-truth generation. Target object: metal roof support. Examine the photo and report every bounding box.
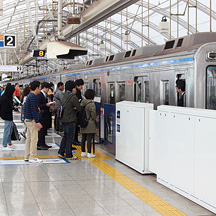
[25,0,36,37]
[58,0,63,37]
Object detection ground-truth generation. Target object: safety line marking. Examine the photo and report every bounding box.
[89,159,186,216]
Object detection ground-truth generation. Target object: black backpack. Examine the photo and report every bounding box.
[79,102,92,128]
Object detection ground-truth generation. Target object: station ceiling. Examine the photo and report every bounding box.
[0,0,216,77]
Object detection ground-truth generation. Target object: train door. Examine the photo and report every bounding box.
[134,76,150,102]
[206,66,216,109]
[108,82,115,104]
[116,82,126,102]
[160,80,170,105]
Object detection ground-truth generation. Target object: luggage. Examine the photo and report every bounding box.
[11,122,21,141]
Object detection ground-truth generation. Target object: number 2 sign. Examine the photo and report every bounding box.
[0,34,17,48]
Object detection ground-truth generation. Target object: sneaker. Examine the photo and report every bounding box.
[8,144,16,149]
[66,156,78,160]
[81,152,87,157]
[29,158,43,163]
[58,154,66,159]
[2,146,14,151]
[87,153,95,158]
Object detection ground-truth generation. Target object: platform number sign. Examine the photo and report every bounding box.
[0,34,17,48]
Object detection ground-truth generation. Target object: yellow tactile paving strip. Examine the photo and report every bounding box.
[0,144,186,216]
[90,158,186,216]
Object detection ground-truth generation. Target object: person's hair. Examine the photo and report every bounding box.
[41,82,50,89]
[15,83,18,86]
[57,82,64,88]
[19,85,23,88]
[5,84,15,97]
[30,81,40,91]
[176,80,185,92]
[49,82,54,88]
[23,86,31,96]
[75,79,84,86]
[85,89,95,100]
[65,80,76,92]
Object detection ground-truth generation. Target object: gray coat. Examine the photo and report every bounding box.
[80,99,96,134]
[54,88,63,111]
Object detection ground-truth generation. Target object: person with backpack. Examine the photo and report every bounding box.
[58,80,81,160]
[80,89,97,158]
[0,84,17,150]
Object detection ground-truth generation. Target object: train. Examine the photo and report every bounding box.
[2,32,216,110]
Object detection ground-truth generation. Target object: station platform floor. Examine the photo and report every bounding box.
[0,112,215,216]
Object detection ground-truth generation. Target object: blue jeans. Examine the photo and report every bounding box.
[2,120,13,147]
[58,121,76,158]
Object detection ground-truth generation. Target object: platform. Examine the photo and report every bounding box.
[0,112,214,216]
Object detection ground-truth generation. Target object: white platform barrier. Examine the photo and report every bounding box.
[149,105,216,214]
[116,101,153,174]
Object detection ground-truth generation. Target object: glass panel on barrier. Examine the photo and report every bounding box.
[109,83,115,104]
[206,66,216,109]
[105,115,113,143]
[118,82,126,102]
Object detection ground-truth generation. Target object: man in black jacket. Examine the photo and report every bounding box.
[37,82,52,150]
[1,84,17,150]
[176,80,186,107]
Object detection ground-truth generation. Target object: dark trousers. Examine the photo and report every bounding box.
[37,119,48,147]
[47,111,52,129]
[58,121,76,158]
[81,133,95,153]
[54,114,63,132]
[74,124,79,141]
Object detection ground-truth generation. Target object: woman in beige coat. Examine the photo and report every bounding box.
[80,89,96,158]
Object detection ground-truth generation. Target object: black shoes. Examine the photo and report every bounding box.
[72,140,81,145]
[44,144,52,148]
[37,145,49,150]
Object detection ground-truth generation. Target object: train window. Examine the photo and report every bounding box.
[136,80,142,102]
[177,38,183,47]
[109,55,114,61]
[105,56,109,62]
[164,40,175,49]
[105,115,113,144]
[99,82,101,96]
[109,83,115,104]
[160,80,170,105]
[206,66,216,109]
[144,81,150,103]
[89,60,93,65]
[124,51,131,58]
[93,79,101,96]
[132,50,136,56]
[83,82,88,92]
[117,82,126,102]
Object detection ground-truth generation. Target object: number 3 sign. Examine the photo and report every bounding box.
[0,34,16,48]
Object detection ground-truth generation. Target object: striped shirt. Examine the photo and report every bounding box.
[24,93,39,123]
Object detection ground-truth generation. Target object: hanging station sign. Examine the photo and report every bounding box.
[0,34,17,48]
[0,65,22,72]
